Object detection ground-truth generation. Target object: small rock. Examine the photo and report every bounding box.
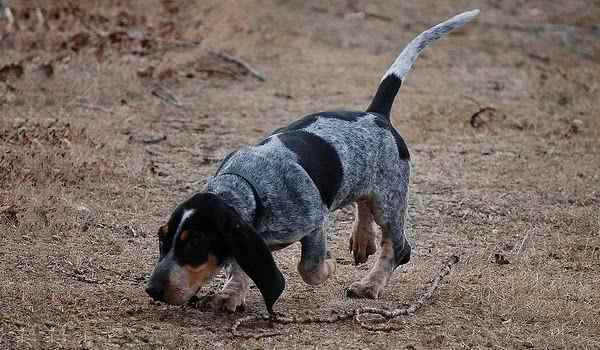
[558,95,570,106]
[344,12,366,20]
[570,119,583,134]
[137,66,155,79]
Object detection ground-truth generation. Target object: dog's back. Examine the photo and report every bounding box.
[213,10,480,244]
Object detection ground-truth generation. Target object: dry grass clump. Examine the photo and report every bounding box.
[0,119,113,187]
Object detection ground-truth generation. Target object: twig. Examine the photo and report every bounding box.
[151,85,184,108]
[232,255,460,338]
[80,20,109,38]
[364,11,392,22]
[155,38,204,50]
[35,7,46,31]
[354,254,459,331]
[208,50,266,82]
[195,68,239,79]
[69,273,100,285]
[516,230,531,255]
[73,103,113,114]
[142,135,167,145]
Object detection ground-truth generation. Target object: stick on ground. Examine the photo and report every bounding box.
[208,50,266,82]
[231,254,460,338]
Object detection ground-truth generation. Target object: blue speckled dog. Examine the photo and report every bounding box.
[146,10,479,313]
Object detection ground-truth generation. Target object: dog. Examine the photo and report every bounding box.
[146,10,479,314]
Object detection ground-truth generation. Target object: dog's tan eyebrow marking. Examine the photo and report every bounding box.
[179,230,189,241]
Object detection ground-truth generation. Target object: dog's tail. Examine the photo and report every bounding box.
[366,9,479,118]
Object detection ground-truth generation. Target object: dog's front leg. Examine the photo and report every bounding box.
[208,261,249,312]
[297,229,336,285]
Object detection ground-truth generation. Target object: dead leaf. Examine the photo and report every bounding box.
[494,253,510,265]
[161,0,180,14]
[108,31,128,44]
[69,32,91,52]
[157,68,175,81]
[0,63,24,82]
[470,107,496,129]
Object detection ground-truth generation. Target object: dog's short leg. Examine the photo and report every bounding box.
[349,200,377,265]
[297,229,336,285]
[208,261,249,312]
[347,194,411,299]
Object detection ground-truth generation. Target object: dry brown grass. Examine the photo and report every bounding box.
[1,0,599,349]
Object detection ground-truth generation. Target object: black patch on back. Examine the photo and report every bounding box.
[272,114,319,134]
[271,111,363,135]
[366,74,402,118]
[372,114,389,129]
[277,130,343,208]
[389,128,410,161]
[216,151,236,173]
[370,113,410,161]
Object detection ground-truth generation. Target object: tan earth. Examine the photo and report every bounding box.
[1,1,599,349]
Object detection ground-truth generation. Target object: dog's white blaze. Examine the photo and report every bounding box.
[382,9,479,82]
[176,209,195,236]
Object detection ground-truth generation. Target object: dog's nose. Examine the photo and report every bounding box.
[145,284,164,301]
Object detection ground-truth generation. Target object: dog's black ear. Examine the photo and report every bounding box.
[222,207,285,313]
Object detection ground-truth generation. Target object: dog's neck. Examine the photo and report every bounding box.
[206,174,257,225]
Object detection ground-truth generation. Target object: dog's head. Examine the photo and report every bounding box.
[145,192,285,312]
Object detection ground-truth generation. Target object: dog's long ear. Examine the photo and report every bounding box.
[222,207,285,313]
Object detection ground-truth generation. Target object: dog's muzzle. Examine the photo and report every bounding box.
[145,283,165,301]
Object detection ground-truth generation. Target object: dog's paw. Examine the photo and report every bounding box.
[349,233,377,265]
[207,292,246,313]
[346,281,383,299]
[298,255,337,285]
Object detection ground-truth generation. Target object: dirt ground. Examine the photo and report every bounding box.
[1,0,599,349]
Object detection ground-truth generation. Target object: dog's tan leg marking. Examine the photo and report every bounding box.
[297,254,336,285]
[347,236,395,299]
[349,201,377,265]
[209,262,250,312]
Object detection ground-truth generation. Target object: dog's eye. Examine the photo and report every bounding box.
[189,236,202,248]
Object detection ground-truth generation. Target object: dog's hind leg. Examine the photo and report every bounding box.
[349,200,377,265]
[208,261,250,312]
[347,167,411,299]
